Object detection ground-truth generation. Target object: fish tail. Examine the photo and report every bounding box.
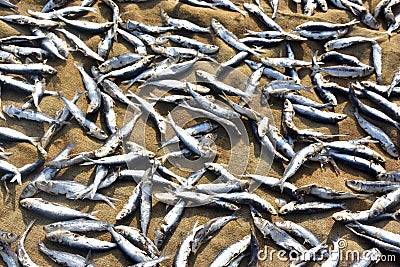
[102,197,117,210]
[87,210,100,220]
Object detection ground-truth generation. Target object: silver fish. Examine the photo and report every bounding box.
[275,221,321,247]
[101,92,117,134]
[209,234,251,267]
[295,184,370,199]
[116,28,147,55]
[38,242,95,267]
[330,151,386,177]
[31,27,67,60]
[116,181,142,221]
[279,201,346,214]
[140,166,155,236]
[20,198,99,220]
[57,28,104,62]
[161,35,219,53]
[345,179,400,194]
[3,105,58,124]
[172,222,202,267]
[353,109,398,158]
[291,104,347,123]
[58,92,108,140]
[154,199,186,250]
[43,219,110,233]
[97,55,154,83]
[16,220,38,267]
[108,226,152,262]
[211,18,260,56]
[115,225,160,259]
[160,8,211,33]
[0,15,59,28]
[324,36,379,51]
[28,6,96,20]
[0,63,57,75]
[280,142,324,190]
[56,14,113,33]
[98,53,144,74]
[243,3,283,31]
[192,214,238,253]
[127,90,167,134]
[46,230,117,251]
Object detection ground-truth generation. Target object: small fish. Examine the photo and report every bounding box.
[116,181,142,221]
[295,183,370,199]
[38,242,95,267]
[160,8,211,33]
[353,109,398,158]
[192,214,238,253]
[108,226,152,262]
[127,90,167,134]
[330,151,386,177]
[243,4,283,31]
[46,230,117,251]
[154,199,186,250]
[291,104,347,123]
[211,18,260,56]
[280,142,325,190]
[20,198,100,220]
[0,15,59,28]
[209,234,251,267]
[43,219,110,233]
[75,62,101,114]
[345,179,400,194]
[57,28,104,62]
[115,225,160,259]
[279,201,346,214]
[0,63,57,75]
[98,53,144,74]
[172,222,202,267]
[58,92,108,140]
[3,105,58,124]
[56,14,114,33]
[324,36,379,51]
[275,220,321,246]
[16,220,38,267]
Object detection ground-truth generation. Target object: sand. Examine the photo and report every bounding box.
[0,0,399,266]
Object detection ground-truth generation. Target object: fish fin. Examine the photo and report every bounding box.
[88,210,100,220]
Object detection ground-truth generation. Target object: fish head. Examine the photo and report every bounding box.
[195,70,212,82]
[45,230,69,243]
[20,183,39,199]
[344,179,361,191]
[283,99,294,112]
[274,198,288,208]
[154,36,168,45]
[19,197,40,208]
[33,180,53,191]
[295,184,315,195]
[331,210,355,222]
[44,66,57,75]
[0,231,18,243]
[278,202,295,215]
[43,223,62,233]
[113,225,128,235]
[204,162,221,173]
